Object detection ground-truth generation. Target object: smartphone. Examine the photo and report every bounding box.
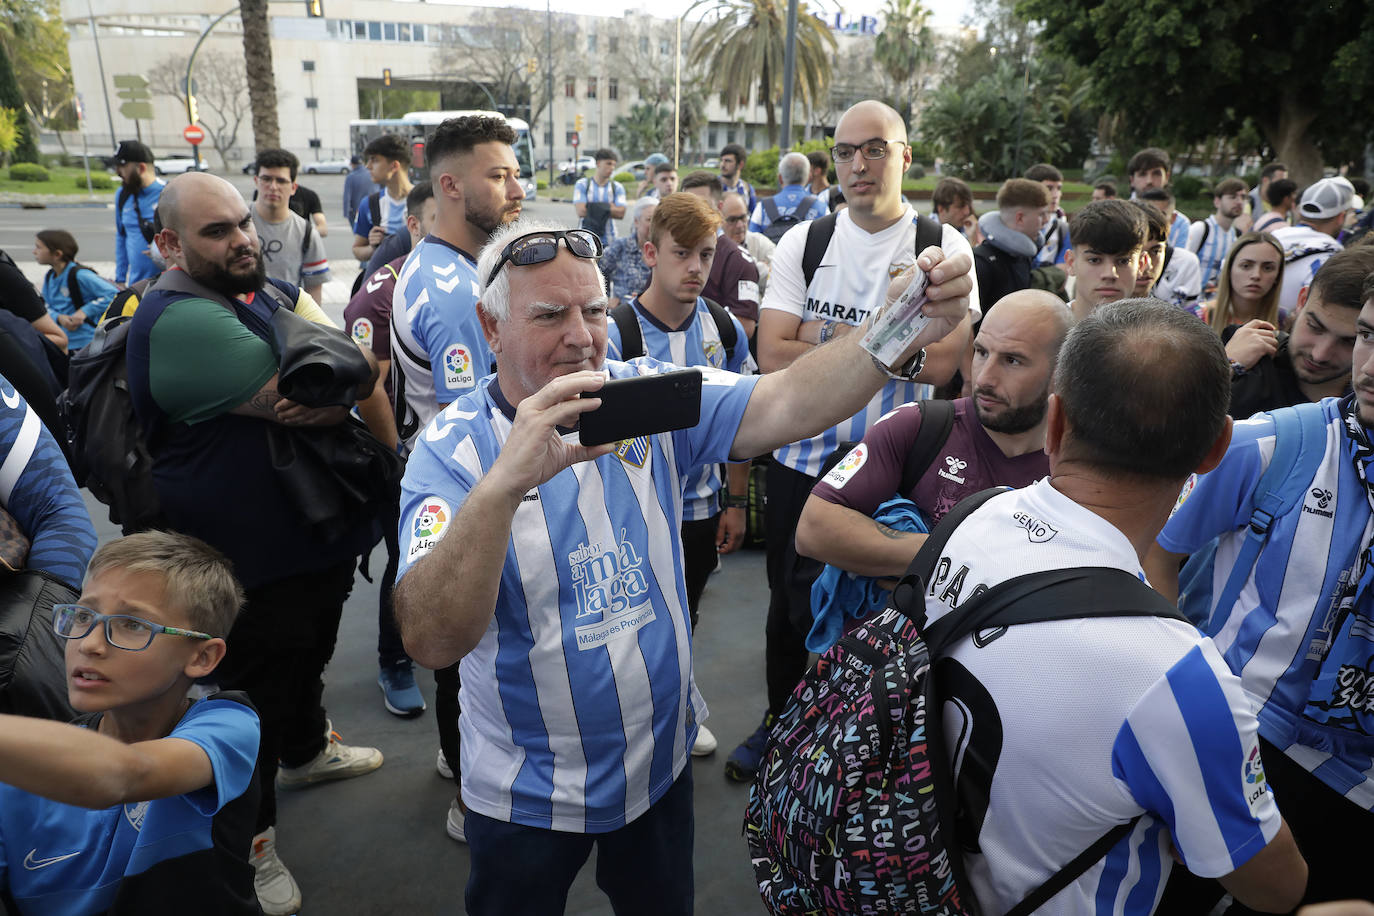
[579,369,703,446]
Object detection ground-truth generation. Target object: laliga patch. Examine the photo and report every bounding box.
[614,436,650,468]
[408,498,452,562]
[737,279,759,303]
[351,317,374,348]
[443,344,476,390]
[1171,474,1197,516]
[824,444,866,489]
[1243,743,1269,814]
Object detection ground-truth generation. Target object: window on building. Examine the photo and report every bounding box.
[640,35,649,53]
[587,33,597,52]
[383,22,396,40]
[586,77,597,99]
[398,23,411,41]
[353,21,366,39]
[305,97,318,109]
[302,60,315,71]
[412,23,424,41]
[708,128,718,149]
[608,35,619,53]
[367,21,380,40]
[608,78,618,100]
[659,37,670,55]
[565,76,576,98]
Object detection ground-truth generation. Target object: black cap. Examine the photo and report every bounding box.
[113,140,154,165]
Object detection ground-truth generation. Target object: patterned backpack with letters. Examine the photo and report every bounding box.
[744,488,1177,915]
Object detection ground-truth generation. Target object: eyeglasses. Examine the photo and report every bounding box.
[256,175,293,187]
[830,138,907,164]
[53,604,215,652]
[485,229,603,288]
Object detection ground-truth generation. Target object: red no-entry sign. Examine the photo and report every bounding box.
[183,125,205,145]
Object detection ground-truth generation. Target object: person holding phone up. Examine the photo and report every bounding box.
[391,210,973,916]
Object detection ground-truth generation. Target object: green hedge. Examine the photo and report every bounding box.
[76,172,113,190]
[1172,175,1207,200]
[8,163,49,182]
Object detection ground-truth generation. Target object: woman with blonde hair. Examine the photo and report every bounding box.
[1206,231,1286,333]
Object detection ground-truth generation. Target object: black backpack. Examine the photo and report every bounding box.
[610,298,739,365]
[58,263,101,317]
[800,210,943,288]
[746,487,1188,916]
[759,193,818,244]
[58,276,297,534]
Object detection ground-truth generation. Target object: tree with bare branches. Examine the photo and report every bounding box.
[149,51,251,170]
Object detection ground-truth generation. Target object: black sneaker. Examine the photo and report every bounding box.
[724,713,775,782]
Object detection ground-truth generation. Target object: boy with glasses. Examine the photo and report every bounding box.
[0,531,261,916]
[251,148,331,305]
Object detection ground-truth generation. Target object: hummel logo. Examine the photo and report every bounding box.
[24,849,80,870]
[365,277,385,294]
[0,386,19,409]
[937,455,968,484]
[435,276,461,294]
[431,262,456,277]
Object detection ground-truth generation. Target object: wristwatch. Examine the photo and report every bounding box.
[871,347,927,381]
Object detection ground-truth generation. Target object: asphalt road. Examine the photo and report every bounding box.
[29,174,773,914]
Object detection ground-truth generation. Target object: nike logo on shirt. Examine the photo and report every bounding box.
[23,849,80,870]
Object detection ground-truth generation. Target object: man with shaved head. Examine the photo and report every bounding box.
[727,99,982,781]
[131,171,386,916]
[796,289,1069,583]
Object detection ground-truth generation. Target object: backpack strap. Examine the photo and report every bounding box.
[66,264,87,314]
[796,194,817,218]
[116,187,130,237]
[914,212,942,254]
[610,301,644,360]
[702,296,738,365]
[1211,401,1329,617]
[762,196,780,224]
[368,191,382,231]
[1004,815,1142,916]
[800,212,839,289]
[891,486,1008,628]
[898,398,956,495]
[300,214,314,258]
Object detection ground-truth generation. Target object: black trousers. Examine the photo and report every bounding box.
[434,661,462,790]
[376,499,410,669]
[213,559,357,834]
[763,462,818,717]
[1157,737,1374,913]
[681,514,720,632]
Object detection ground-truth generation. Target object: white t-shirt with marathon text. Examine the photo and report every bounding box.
[760,205,979,477]
[925,481,1282,915]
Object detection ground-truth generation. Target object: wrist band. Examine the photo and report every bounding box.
[724,495,748,509]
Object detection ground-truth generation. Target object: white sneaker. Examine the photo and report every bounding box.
[251,827,302,916]
[277,726,383,790]
[436,748,453,780]
[446,796,467,843]
[691,724,718,757]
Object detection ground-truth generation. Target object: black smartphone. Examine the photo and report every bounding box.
[579,369,703,446]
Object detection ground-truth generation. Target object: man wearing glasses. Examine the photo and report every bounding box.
[728,99,980,783]
[392,217,974,914]
[250,148,331,306]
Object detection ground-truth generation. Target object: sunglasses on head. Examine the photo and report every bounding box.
[486,229,603,288]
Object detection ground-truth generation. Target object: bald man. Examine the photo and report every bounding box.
[796,289,1069,579]
[725,99,983,782]
[132,171,386,916]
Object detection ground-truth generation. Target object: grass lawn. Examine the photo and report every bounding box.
[0,164,115,198]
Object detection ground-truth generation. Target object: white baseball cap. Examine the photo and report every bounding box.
[1299,177,1356,220]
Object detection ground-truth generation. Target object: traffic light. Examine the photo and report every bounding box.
[526,58,537,75]
[383,68,392,87]
[574,113,584,132]
[187,93,199,124]
[304,0,322,16]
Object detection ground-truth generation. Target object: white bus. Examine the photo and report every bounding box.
[349,110,536,199]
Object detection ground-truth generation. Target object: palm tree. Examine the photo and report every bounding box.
[687,0,836,148]
[239,0,279,151]
[873,0,931,127]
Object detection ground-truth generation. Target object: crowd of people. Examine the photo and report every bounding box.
[0,96,1372,916]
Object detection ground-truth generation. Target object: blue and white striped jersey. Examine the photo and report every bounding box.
[1187,216,1238,294]
[1168,209,1191,250]
[573,177,627,243]
[607,297,756,520]
[390,234,492,451]
[0,375,96,589]
[759,205,980,477]
[929,481,1281,915]
[1158,398,1374,809]
[396,359,761,832]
